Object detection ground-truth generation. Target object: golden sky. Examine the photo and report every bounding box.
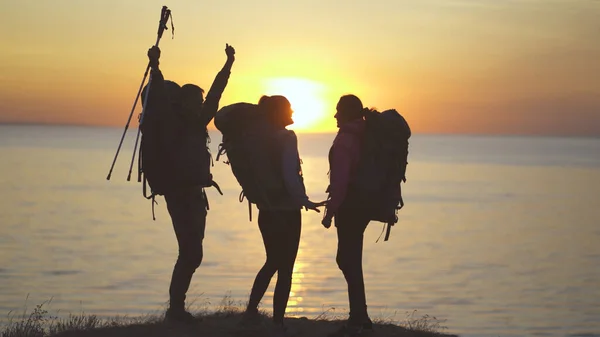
[0,0,598,136]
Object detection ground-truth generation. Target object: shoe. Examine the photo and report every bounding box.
[239,309,262,328]
[362,317,374,331]
[164,307,196,324]
[349,315,373,331]
[270,322,295,337]
[327,321,366,337]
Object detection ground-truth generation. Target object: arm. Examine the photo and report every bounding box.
[200,44,236,126]
[142,46,178,154]
[324,134,354,218]
[141,46,168,130]
[281,132,311,208]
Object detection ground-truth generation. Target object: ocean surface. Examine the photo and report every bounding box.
[0,124,599,337]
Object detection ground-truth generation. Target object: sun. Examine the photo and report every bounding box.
[263,77,327,131]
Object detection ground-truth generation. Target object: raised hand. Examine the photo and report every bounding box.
[148,46,161,67]
[225,43,235,60]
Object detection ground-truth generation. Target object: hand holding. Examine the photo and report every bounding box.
[321,215,333,229]
[304,201,321,213]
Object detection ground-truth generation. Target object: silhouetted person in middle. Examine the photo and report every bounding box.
[322,94,374,337]
[240,95,324,336]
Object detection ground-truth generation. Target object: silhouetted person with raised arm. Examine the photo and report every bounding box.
[240,95,324,336]
[142,43,235,323]
[322,95,374,336]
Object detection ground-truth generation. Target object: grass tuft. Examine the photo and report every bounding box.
[1,295,456,337]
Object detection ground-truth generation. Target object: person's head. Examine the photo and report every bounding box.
[141,80,182,109]
[180,83,205,114]
[335,94,364,127]
[258,95,294,129]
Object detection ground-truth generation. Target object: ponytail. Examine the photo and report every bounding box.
[258,95,271,108]
[362,107,379,117]
[361,107,371,117]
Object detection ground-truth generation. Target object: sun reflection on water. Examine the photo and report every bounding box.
[286,248,308,314]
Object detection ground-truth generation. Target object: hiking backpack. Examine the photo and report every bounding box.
[137,81,180,220]
[214,103,287,220]
[349,109,411,241]
[138,109,173,218]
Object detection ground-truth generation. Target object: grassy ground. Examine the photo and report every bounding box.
[1,296,458,337]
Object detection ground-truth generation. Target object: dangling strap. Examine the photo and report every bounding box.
[151,194,157,221]
[142,174,151,199]
[198,177,223,212]
[141,173,158,221]
[167,10,175,39]
[203,188,210,211]
[216,143,226,162]
[238,190,253,222]
[208,179,224,195]
[248,199,252,222]
[375,223,386,243]
[375,221,394,243]
[138,131,154,221]
[384,221,393,241]
[398,180,405,211]
[384,207,402,242]
[137,143,143,183]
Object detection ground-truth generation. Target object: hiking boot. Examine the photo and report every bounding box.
[327,322,364,337]
[270,322,296,337]
[164,307,197,324]
[349,314,373,331]
[362,317,374,331]
[239,308,262,328]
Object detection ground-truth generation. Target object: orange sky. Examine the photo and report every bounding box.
[0,1,599,136]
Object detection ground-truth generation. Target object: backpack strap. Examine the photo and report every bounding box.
[376,218,396,242]
[137,143,143,183]
[375,223,386,243]
[138,135,159,221]
[150,194,157,221]
[376,205,402,243]
[216,143,226,162]
[238,190,253,222]
[142,173,152,199]
[385,206,402,242]
[248,199,252,222]
[141,174,158,221]
[203,188,210,211]
[379,184,406,242]
[207,177,224,196]
[384,221,393,241]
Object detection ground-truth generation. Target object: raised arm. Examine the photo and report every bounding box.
[141,46,168,129]
[200,44,236,126]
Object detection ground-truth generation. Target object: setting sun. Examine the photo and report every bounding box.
[263,77,328,132]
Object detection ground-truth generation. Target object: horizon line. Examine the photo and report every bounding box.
[0,121,598,140]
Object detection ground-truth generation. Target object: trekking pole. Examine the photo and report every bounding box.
[126,6,173,182]
[106,6,173,181]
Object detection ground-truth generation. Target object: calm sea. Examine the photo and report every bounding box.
[0,124,599,337]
